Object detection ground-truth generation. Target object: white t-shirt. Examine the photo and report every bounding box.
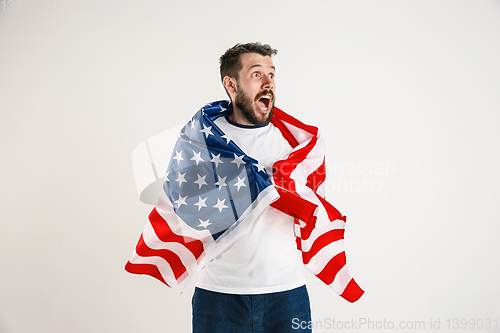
[195,116,306,294]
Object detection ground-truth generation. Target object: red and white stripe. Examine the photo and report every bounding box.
[125,191,209,291]
[271,107,364,303]
[125,175,279,292]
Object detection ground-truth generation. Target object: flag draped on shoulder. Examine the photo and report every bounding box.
[125,100,364,303]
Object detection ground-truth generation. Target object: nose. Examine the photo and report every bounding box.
[262,75,274,90]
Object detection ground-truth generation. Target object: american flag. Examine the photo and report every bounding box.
[125,100,364,303]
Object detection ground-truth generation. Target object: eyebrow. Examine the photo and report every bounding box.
[248,64,275,71]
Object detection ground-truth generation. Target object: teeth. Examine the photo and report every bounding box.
[258,94,271,111]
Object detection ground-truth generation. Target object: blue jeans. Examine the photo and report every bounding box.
[192,285,312,333]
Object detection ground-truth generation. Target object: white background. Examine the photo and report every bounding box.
[1,1,499,332]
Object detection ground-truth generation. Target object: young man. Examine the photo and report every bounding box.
[126,42,363,333]
[192,43,312,333]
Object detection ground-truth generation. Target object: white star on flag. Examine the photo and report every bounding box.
[213,198,228,212]
[174,194,187,208]
[198,219,211,228]
[210,153,223,168]
[231,154,246,168]
[191,151,204,165]
[200,124,213,138]
[194,196,208,211]
[221,135,231,144]
[233,177,247,191]
[214,175,227,190]
[173,150,184,164]
[193,174,208,189]
[254,163,265,173]
[176,172,187,186]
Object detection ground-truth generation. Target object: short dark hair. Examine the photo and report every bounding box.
[219,42,278,82]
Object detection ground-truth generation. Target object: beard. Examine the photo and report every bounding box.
[234,88,275,126]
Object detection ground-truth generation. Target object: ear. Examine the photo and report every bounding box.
[223,76,237,96]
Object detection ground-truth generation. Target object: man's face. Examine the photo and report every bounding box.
[231,53,276,126]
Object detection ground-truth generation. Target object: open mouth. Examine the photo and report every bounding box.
[256,93,272,112]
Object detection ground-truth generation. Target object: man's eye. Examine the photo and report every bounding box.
[269,73,274,79]
[252,72,260,78]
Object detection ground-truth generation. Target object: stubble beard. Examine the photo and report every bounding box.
[234,88,275,126]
